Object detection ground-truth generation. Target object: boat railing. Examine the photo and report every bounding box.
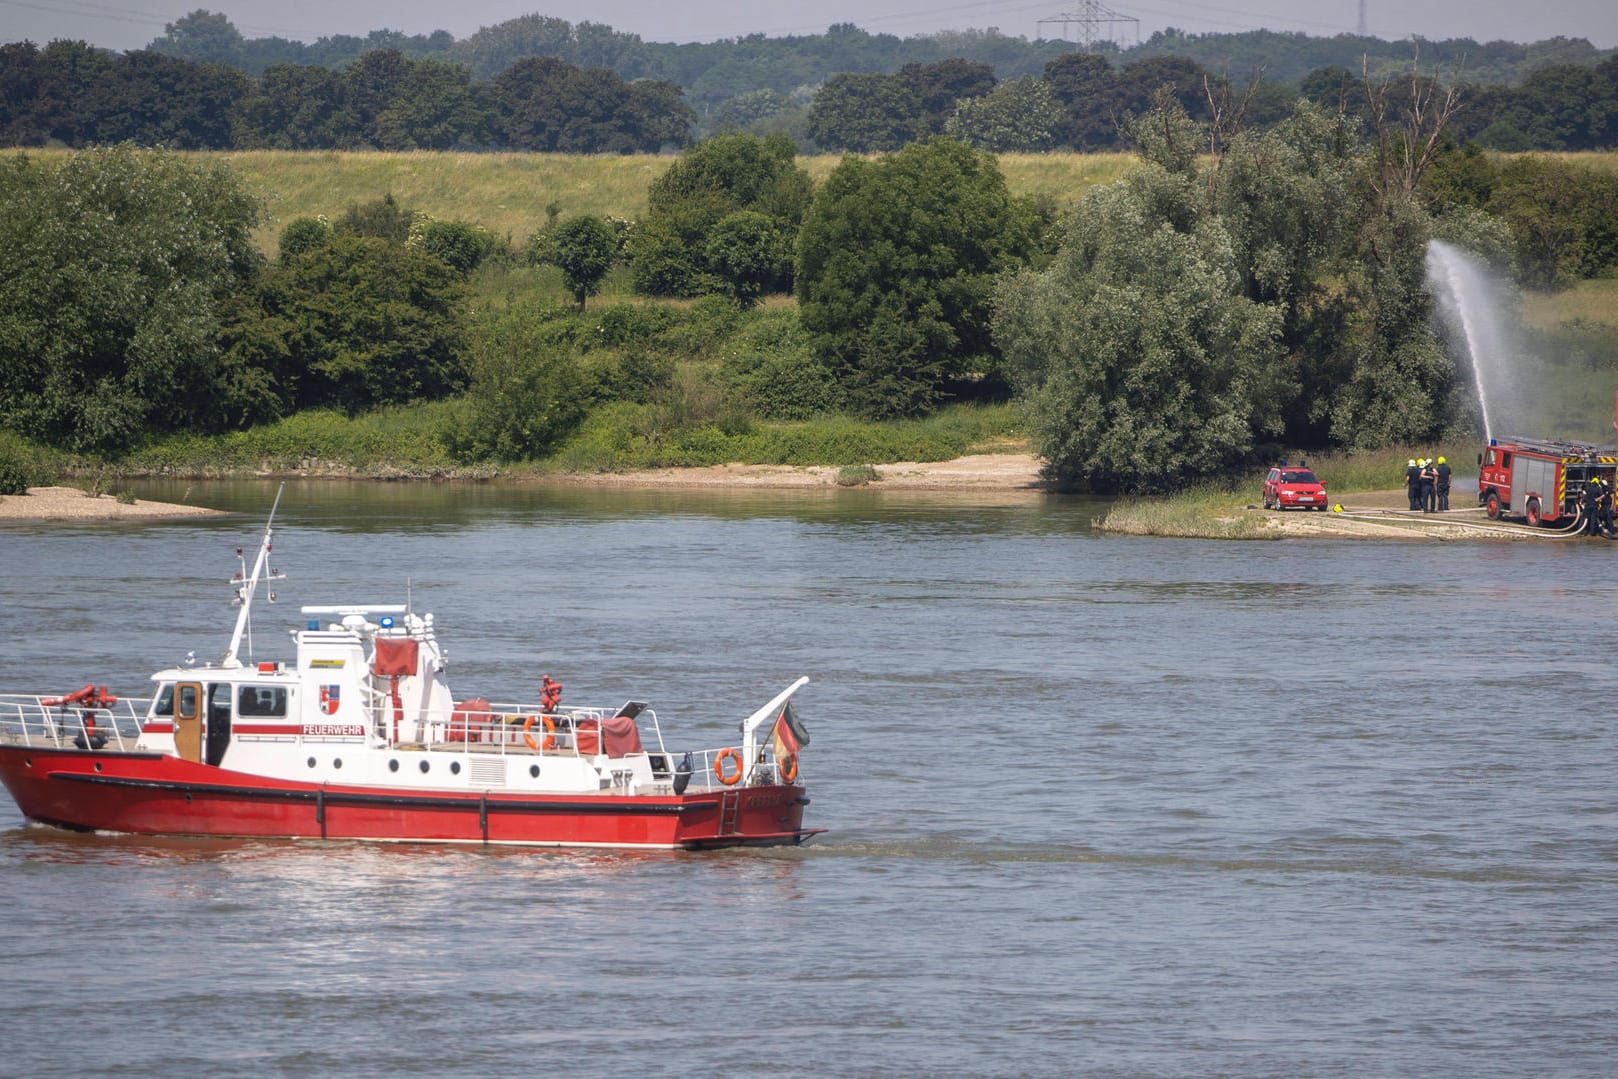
[683,745,798,791]
[393,703,792,789]
[0,694,149,752]
[409,701,668,757]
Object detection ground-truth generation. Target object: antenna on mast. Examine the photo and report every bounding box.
[221,484,287,668]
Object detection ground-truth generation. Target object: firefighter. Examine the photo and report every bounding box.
[1598,477,1617,537]
[1420,458,1437,513]
[1404,458,1420,510]
[1435,455,1452,511]
[1581,478,1612,536]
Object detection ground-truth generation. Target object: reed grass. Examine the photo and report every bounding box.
[835,464,882,486]
[1098,484,1276,540]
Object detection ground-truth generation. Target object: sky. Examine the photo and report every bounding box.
[3,0,1615,53]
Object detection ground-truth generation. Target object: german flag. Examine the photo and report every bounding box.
[770,700,810,761]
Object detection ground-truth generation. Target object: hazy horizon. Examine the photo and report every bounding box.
[2,0,1615,55]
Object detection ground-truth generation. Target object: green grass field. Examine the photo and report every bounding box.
[194,150,1143,254]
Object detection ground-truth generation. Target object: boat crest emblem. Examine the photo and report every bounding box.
[319,684,340,715]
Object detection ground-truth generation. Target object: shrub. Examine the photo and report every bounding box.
[451,306,592,461]
[416,219,492,274]
[587,303,681,348]
[279,216,331,262]
[720,308,844,419]
[0,452,33,495]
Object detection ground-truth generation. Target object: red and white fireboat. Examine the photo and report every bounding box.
[0,491,819,849]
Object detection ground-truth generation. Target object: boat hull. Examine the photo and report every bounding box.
[0,745,816,850]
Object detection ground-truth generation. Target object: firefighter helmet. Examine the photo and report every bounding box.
[1436,456,1446,464]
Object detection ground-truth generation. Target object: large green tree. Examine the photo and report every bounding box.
[805,73,925,152]
[253,233,469,414]
[630,131,810,298]
[0,146,261,454]
[995,161,1287,492]
[945,76,1062,152]
[796,137,1032,417]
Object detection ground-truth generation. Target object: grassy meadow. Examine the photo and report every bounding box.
[192,150,1142,254]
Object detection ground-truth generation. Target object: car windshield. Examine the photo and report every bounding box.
[1279,470,1319,484]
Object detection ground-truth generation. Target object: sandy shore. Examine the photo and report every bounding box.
[0,466,1567,542]
[0,486,224,522]
[0,455,1050,523]
[545,453,1050,491]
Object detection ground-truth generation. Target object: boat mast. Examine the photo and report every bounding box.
[221,484,285,668]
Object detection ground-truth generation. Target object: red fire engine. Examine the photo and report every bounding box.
[1477,438,1618,524]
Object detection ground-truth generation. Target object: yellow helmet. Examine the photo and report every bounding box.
[1437,456,1446,464]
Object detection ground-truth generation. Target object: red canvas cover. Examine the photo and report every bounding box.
[574,715,644,758]
[372,638,419,677]
[449,697,491,743]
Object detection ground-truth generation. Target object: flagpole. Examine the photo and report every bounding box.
[740,675,809,782]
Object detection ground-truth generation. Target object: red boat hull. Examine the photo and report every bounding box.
[0,746,816,850]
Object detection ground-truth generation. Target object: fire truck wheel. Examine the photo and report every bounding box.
[1526,498,1542,526]
[1485,491,1502,519]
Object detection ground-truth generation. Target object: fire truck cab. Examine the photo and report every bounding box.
[1478,438,1618,525]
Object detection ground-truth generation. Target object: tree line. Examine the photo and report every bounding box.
[4,14,1618,152]
[0,41,691,152]
[141,12,1616,109]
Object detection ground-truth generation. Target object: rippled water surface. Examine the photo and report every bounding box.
[2,480,1615,1077]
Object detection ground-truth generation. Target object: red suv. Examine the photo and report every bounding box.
[1263,466,1327,511]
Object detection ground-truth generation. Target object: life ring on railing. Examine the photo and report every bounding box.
[714,747,743,786]
[523,714,557,751]
[777,754,798,783]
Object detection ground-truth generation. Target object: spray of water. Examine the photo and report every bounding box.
[1424,239,1519,442]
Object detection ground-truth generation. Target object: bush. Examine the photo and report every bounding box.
[451,306,592,461]
[587,303,681,348]
[416,219,492,274]
[720,308,844,419]
[0,453,33,495]
[279,217,331,262]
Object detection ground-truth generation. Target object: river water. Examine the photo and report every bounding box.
[2,480,1614,1077]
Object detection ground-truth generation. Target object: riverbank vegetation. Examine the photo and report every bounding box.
[2,117,1617,494]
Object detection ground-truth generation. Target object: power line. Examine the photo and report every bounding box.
[1039,2,1141,49]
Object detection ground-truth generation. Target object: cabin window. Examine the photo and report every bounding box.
[154,684,175,715]
[1500,452,1512,469]
[237,685,288,717]
[177,684,199,721]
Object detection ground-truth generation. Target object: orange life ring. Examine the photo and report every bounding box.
[714,747,743,786]
[778,754,798,783]
[523,714,557,751]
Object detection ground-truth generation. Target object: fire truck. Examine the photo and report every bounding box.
[1477,437,1618,525]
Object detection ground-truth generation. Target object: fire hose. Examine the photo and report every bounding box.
[1323,505,1601,540]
